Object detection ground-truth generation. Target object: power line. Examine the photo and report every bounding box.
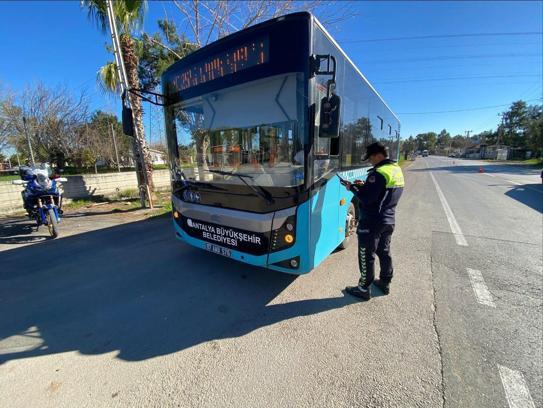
[397,98,542,115]
[364,53,541,65]
[374,74,542,85]
[357,41,543,52]
[341,32,543,43]
[472,82,543,132]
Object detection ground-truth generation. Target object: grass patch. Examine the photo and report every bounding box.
[152,164,169,170]
[63,198,98,210]
[398,156,414,168]
[113,188,140,200]
[521,158,543,167]
[143,191,172,217]
[0,174,20,182]
[483,157,543,168]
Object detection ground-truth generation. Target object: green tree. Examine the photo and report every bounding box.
[401,135,416,155]
[525,104,543,156]
[415,132,437,152]
[81,0,154,189]
[502,100,529,147]
[437,129,450,149]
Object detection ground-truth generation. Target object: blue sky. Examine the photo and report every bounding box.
[0,1,541,141]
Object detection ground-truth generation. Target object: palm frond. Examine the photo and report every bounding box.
[82,0,146,35]
[97,62,120,96]
[80,0,109,33]
[114,0,147,34]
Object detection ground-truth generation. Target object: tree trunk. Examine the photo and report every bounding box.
[120,34,154,190]
[194,131,209,180]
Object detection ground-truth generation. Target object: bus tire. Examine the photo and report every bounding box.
[338,202,357,250]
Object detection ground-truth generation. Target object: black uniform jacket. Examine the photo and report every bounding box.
[349,159,404,225]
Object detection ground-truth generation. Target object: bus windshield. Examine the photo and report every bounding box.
[168,73,305,188]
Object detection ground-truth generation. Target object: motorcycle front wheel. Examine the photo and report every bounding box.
[46,208,59,238]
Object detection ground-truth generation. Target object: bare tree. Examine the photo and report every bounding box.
[171,0,356,47]
[0,91,18,154]
[5,84,90,169]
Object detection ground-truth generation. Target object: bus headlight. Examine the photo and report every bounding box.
[270,214,296,251]
[173,210,180,219]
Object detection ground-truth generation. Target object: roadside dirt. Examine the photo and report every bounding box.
[0,200,170,252]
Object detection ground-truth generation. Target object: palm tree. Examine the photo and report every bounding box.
[81,0,154,190]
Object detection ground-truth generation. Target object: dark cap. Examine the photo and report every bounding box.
[363,142,389,161]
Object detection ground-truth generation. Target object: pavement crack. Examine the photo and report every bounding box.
[430,251,446,408]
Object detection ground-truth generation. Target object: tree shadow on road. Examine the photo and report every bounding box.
[0,218,50,245]
[504,183,543,213]
[0,216,355,364]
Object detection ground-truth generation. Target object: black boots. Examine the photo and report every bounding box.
[374,279,390,295]
[345,285,371,301]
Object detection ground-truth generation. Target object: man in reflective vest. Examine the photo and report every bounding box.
[341,142,405,301]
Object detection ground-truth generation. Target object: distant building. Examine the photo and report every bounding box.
[464,144,482,159]
[148,148,167,165]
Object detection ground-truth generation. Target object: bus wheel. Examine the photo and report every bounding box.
[338,202,357,250]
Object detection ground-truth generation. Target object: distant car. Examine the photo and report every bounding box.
[422,150,429,157]
[449,153,456,158]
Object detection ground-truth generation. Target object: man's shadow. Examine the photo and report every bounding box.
[0,216,356,364]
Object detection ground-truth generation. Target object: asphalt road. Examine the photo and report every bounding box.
[0,157,541,407]
[421,156,542,408]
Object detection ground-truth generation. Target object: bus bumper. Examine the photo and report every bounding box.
[172,219,311,275]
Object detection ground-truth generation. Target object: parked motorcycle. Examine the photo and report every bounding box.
[12,167,67,238]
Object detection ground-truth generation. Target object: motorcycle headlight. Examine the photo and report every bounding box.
[36,174,52,190]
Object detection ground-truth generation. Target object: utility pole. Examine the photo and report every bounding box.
[105,0,152,208]
[110,123,121,172]
[497,113,504,146]
[148,101,152,146]
[22,116,35,167]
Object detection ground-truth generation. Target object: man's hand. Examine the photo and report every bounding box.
[353,179,365,185]
[339,178,351,189]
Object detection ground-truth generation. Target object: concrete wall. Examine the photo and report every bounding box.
[0,170,171,215]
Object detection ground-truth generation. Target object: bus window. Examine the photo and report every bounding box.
[171,73,305,187]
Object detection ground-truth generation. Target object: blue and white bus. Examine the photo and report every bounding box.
[162,12,400,274]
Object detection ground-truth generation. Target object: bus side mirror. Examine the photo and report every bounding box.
[319,82,341,138]
[122,104,135,137]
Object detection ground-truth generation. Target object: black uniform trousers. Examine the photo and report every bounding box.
[357,222,395,288]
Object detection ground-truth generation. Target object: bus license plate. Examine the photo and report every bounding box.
[205,243,231,258]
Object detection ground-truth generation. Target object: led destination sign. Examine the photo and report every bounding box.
[170,37,269,92]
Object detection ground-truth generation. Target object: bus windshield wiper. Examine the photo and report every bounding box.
[207,169,275,204]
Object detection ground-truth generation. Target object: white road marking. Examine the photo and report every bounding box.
[466,268,495,307]
[483,173,543,193]
[428,170,469,246]
[505,179,522,185]
[498,365,535,408]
